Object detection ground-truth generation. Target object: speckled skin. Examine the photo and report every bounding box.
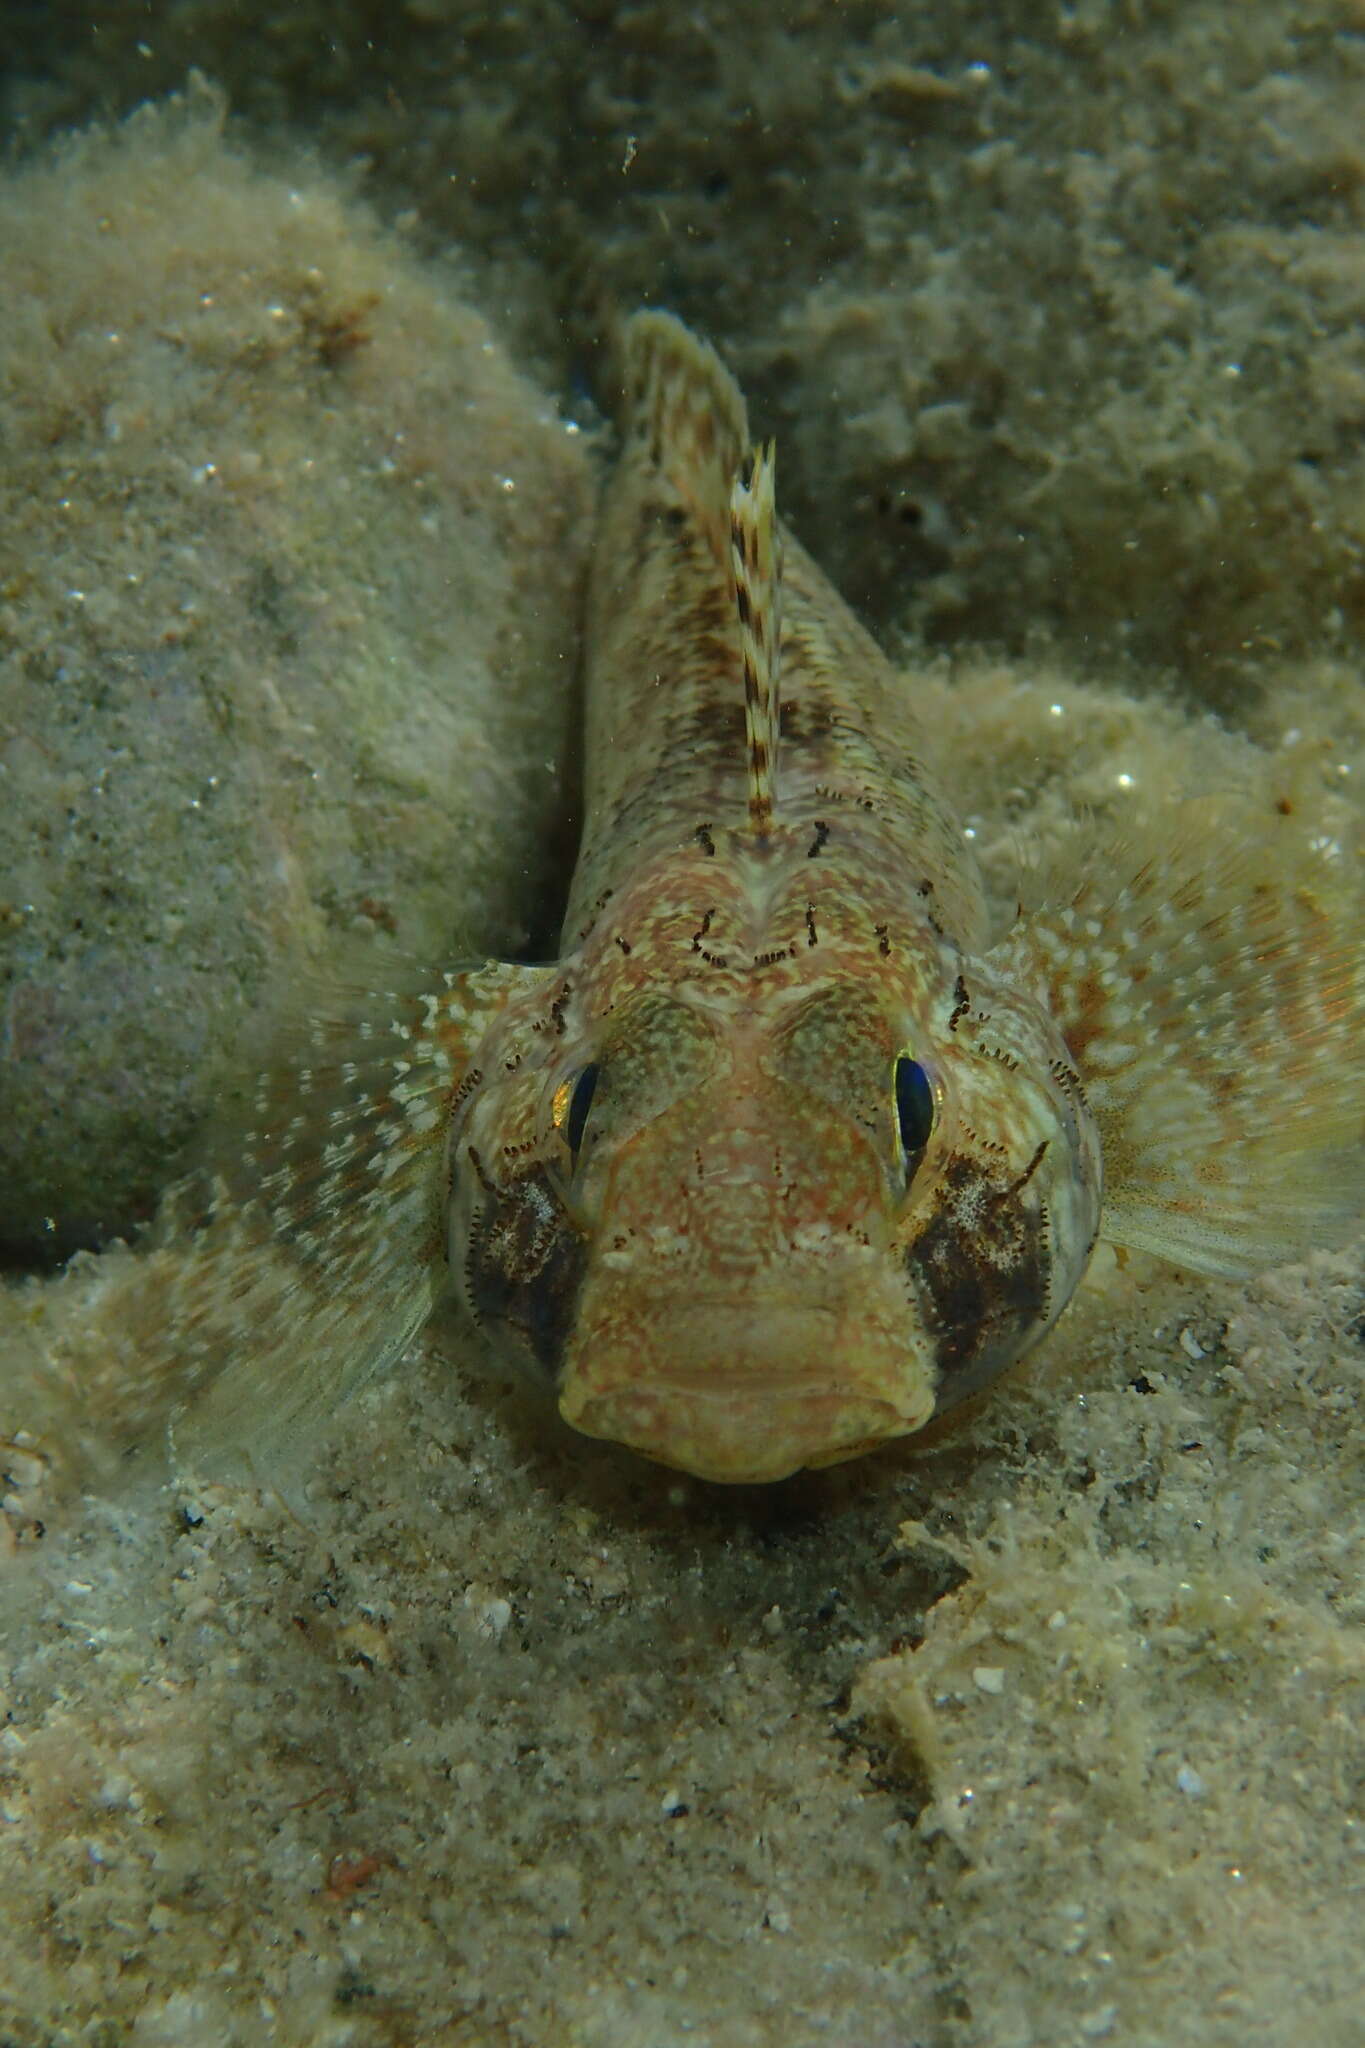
[107,313,1359,1488]
[442,315,1102,1481]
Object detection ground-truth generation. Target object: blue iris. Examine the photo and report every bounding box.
[566,1063,600,1157]
[894,1057,935,1164]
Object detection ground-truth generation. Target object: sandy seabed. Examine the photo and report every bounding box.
[1,7,1362,2043]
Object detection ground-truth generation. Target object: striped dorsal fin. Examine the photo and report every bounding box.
[620,309,748,563]
[730,442,783,836]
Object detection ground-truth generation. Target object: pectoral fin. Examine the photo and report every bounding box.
[14,959,540,1478]
[995,822,1364,1276]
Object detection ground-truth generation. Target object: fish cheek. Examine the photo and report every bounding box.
[463,1168,589,1384]
[904,1156,1053,1410]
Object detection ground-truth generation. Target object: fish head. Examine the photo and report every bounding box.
[870,962,1105,1417]
[457,957,1100,1484]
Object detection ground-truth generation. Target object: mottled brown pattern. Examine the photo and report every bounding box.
[126,314,1360,1486]
[465,1160,591,1379]
[906,1153,1053,1404]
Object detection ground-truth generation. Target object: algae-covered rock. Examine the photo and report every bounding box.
[0,83,593,1262]
[6,7,1361,695]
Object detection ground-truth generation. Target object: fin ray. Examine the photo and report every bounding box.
[730,441,783,836]
[620,309,749,563]
[994,817,1364,1276]
[16,960,536,1479]
[161,958,535,1468]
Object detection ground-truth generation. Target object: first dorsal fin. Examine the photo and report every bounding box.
[730,442,783,836]
[618,312,784,834]
[620,310,749,560]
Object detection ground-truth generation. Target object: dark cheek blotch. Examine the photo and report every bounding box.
[905,1160,1052,1410]
[465,1170,589,1381]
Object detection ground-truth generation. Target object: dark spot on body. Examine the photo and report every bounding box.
[999,1140,1048,1200]
[576,888,616,944]
[781,700,837,744]
[690,906,728,967]
[694,824,716,857]
[684,697,746,750]
[807,820,830,858]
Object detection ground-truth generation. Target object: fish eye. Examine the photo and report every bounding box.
[894,1055,934,1168]
[556,1062,600,1160]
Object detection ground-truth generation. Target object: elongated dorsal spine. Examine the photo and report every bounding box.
[730,442,782,837]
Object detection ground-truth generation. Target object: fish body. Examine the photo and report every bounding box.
[61,314,1362,1486]
[449,316,1102,1479]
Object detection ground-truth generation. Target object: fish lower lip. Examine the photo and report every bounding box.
[631,1362,850,1395]
[560,1380,932,1483]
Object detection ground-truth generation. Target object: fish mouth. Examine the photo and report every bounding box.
[556,1283,938,1482]
[561,1378,923,1482]
[558,1322,935,1482]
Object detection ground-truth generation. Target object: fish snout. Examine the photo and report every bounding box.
[557,1294,935,1482]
